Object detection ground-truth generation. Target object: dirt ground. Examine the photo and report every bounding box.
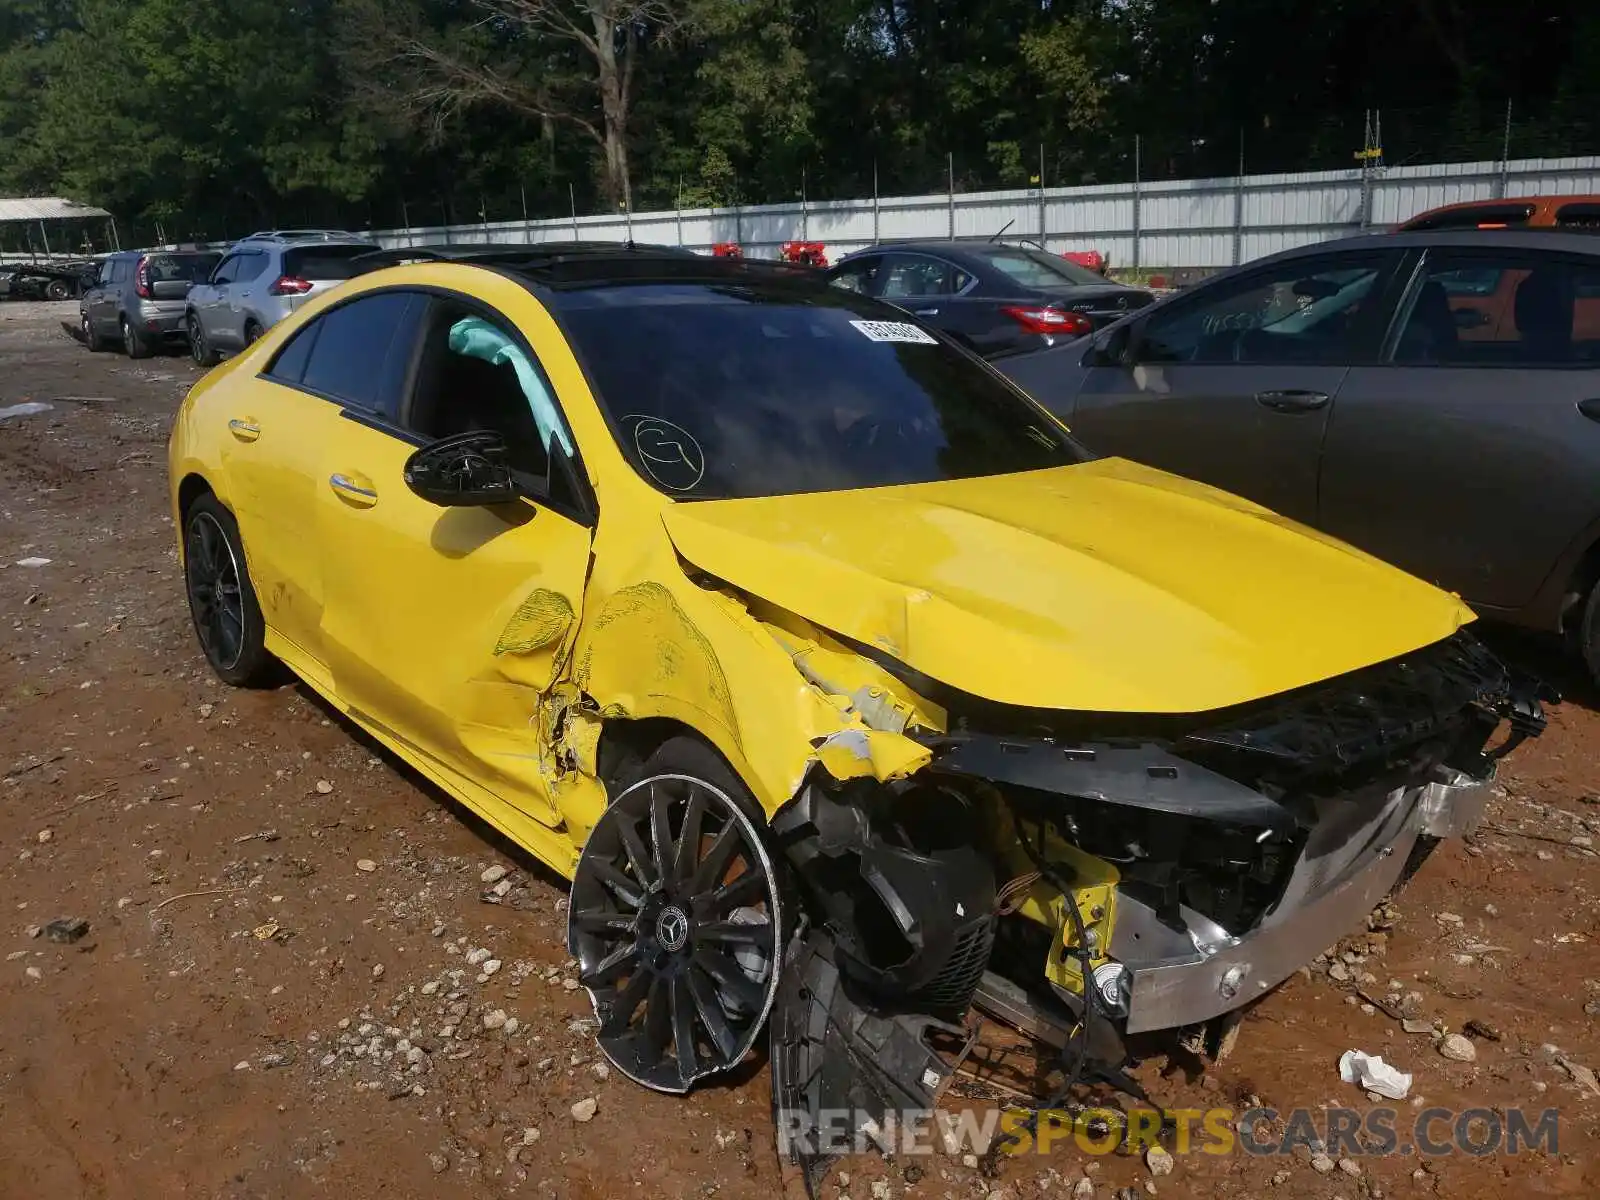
[0,300,1595,1200]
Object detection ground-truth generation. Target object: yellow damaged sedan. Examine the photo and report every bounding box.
[168,245,1545,1184]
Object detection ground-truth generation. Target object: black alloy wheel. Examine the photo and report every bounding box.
[569,771,782,1093]
[185,508,245,672]
[181,495,274,686]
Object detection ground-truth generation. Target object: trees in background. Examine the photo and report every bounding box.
[1,0,1597,243]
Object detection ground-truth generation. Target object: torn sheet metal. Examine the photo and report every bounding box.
[814,729,931,782]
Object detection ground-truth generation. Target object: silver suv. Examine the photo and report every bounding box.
[79,248,221,358]
[185,230,379,366]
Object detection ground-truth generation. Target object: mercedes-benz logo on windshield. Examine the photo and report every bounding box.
[656,905,689,952]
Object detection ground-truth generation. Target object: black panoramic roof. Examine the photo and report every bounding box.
[349,242,822,289]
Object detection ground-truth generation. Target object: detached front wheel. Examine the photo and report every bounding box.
[182,494,275,686]
[570,740,782,1093]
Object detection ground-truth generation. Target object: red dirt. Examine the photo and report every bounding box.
[1,301,1595,1199]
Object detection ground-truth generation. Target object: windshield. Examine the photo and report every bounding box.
[978,247,1107,288]
[552,281,1080,500]
[147,253,220,283]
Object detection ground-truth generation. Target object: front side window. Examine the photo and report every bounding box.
[210,256,239,286]
[298,291,420,415]
[406,301,576,489]
[829,257,882,295]
[552,281,1080,500]
[880,255,965,298]
[1138,256,1391,365]
[1393,250,1600,365]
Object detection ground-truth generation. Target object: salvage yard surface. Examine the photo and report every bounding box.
[0,299,1596,1200]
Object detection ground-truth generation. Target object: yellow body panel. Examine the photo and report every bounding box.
[167,260,1478,888]
[661,460,1477,713]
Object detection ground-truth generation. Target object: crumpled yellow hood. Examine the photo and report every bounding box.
[661,458,1476,714]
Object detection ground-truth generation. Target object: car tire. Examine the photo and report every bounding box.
[81,312,106,352]
[182,494,276,687]
[244,320,264,347]
[45,279,71,302]
[121,316,151,360]
[569,735,783,1094]
[188,313,220,367]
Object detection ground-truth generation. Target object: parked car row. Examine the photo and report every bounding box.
[78,229,380,361]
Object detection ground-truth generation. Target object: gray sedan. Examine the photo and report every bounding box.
[1001,229,1600,679]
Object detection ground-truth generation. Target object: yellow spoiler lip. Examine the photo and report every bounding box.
[662,459,1476,715]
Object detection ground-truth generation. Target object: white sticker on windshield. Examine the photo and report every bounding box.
[850,319,938,345]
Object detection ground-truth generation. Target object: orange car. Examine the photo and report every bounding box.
[1400,197,1600,341]
[1399,194,1600,232]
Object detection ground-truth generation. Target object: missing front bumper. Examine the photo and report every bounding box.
[1110,774,1487,1034]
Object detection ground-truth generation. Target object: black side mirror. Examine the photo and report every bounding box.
[1083,320,1135,368]
[403,431,518,507]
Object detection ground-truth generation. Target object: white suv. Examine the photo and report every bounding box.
[185,230,378,366]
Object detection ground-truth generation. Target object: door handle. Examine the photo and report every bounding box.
[1577,398,1600,423]
[329,472,378,507]
[227,418,261,441]
[914,307,940,316]
[1254,389,1330,413]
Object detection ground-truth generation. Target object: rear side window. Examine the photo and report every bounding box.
[980,248,1106,287]
[233,252,270,283]
[297,292,422,416]
[1402,203,1536,231]
[284,245,377,281]
[266,322,320,384]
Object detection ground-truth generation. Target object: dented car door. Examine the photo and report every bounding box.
[317,292,593,827]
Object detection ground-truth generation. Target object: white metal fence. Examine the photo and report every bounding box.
[366,154,1600,272]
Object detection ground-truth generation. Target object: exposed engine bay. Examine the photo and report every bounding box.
[765,631,1547,1192]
